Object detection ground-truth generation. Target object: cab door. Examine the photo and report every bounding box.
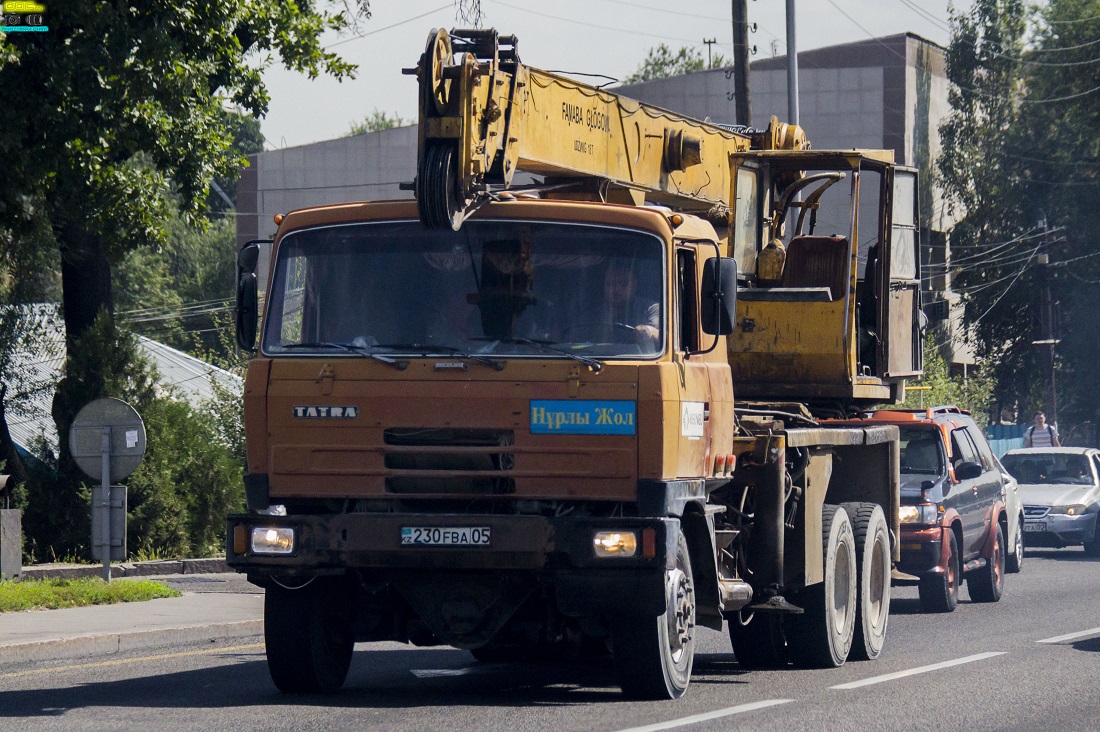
[881,166,923,378]
[674,245,713,479]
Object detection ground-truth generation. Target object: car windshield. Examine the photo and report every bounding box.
[899,426,944,476]
[262,220,665,359]
[1002,453,1095,485]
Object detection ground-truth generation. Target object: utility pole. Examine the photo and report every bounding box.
[703,38,717,68]
[1034,250,1059,427]
[732,0,752,126]
[785,0,800,126]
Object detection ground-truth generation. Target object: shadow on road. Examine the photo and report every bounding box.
[1071,636,1100,654]
[1022,547,1097,563]
[0,645,638,717]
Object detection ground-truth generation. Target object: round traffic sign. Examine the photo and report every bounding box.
[68,398,147,482]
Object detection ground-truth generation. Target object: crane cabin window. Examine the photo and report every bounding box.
[732,166,761,279]
[262,220,666,360]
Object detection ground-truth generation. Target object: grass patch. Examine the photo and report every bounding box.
[0,578,182,612]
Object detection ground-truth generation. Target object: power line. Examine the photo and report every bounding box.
[325,4,453,50]
[488,0,702,46]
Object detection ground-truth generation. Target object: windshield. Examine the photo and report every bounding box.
[1002,453,1095,485]
[262,220,665,359]
[899,426,944,476]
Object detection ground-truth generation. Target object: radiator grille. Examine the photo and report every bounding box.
[382,428,516,494]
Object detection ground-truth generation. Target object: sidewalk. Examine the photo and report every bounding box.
[0,567,264,666]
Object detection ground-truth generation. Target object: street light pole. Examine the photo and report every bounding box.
[785,0,800,126]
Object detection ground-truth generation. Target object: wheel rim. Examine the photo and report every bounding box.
[831,535,853,630]
[867,530,889,632]
[665,567,694,663]
[947,537,958,597]
[993,529,1004,587]
[1014,523,1024,565]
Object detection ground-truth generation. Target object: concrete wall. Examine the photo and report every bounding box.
[236,125,417,246]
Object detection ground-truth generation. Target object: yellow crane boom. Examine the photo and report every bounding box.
[410,28,807,229]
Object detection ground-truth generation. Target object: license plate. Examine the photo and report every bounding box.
[401,526,491,546]
[1024,522,1046,533]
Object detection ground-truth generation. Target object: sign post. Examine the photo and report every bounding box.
[68,398,146,583]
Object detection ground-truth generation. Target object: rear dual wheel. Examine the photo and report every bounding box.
[788,504,857,668]
[840,502,891,660]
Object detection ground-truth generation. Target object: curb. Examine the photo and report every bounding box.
[0,619,263,666]
[19,558,229,581]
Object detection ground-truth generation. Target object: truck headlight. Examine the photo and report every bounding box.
[251,527,295,555]
[899,503,940,525]
[1049,503,1089,516]
[593,531,638,558]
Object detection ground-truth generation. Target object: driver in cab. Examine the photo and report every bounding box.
[602,264,659,343]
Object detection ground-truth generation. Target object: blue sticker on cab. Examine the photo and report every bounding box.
[530,400,637,435]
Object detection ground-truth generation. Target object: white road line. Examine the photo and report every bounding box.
[612,699,794,732]
[830,652,1007,690]
[1036,627,1100,644]
[411,668,478,678]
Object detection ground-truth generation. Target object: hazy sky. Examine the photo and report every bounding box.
[259,0,972,149]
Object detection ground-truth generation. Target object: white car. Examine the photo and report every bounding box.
[995,455,1025,572]
[1001,447,1100,556]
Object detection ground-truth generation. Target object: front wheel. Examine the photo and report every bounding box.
[611,530,696,699]
[968,522,1005,603]
[265,579,355,693]
[788,504,857,668]
[918,529,959,613]
[1006,516,1024,573]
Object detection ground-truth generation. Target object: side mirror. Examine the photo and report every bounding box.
[235,241,263,352]
[701,257,738,336]
[955,460,983,481]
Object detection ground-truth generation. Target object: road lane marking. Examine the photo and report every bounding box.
[1036,627,1100,644]
[412,667,478,678]
[612,699,793,732]
[0,642,264,680]
[830,652,1007,690]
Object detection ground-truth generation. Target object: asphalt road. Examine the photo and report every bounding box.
[2,547,1098,732]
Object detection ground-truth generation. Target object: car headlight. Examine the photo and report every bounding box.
[1048,503,1089,516]
[899,503,940,525]
[251,526,295,554]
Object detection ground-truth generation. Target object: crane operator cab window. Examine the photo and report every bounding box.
[261,220,666,361]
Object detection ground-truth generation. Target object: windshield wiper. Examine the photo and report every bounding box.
[473,336,604,373]
[371,343,505,371]
[278,342,408,370]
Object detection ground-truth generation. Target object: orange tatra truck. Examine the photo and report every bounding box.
[227,29,921,699]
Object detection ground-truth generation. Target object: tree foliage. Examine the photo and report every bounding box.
[346,109,410,136]
[900,337,995,424]
[623,44,729,84]
[937,0,1100,431]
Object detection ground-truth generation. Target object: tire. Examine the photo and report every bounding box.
[918,529,959,613]
[1006,516,1024,573]
[1083,516,1100,556]
[611,529,696,699]
[788,504,857,668]
[728,609,788,669]
[968,522,1006,603]
[839,502,891,661]
[265,579,355,693]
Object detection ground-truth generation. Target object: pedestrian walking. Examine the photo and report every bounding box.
[1025,410,1061,448]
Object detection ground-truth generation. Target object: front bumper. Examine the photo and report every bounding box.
[897,525,946,578]
[1023,511,1098,547]
[227,512,677,617]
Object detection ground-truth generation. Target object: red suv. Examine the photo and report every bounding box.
[859,407,1009,612]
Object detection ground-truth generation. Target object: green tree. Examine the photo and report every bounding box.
[0,2,369,506]
[345,109,409,136]
[623,44,729,84]
[937,0,1100,431]
[900,337,994,424]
